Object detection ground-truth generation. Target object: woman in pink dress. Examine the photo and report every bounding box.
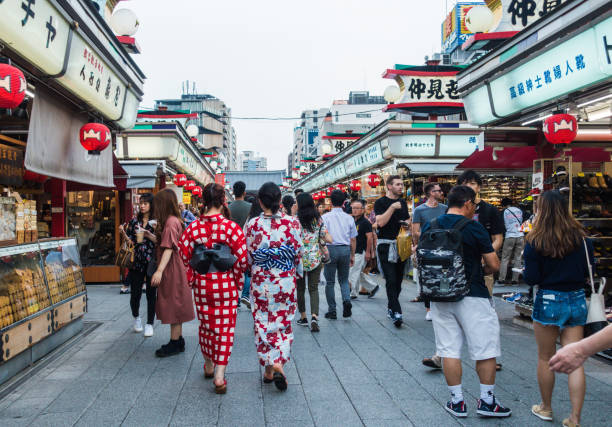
[151,189,195,357]
[245,182,303,391]
[179,183,247,394]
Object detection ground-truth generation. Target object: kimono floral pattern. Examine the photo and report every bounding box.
[125,217,155,273]
[300,219,327,272]
[246,213,303,367]
[179,214,247,366]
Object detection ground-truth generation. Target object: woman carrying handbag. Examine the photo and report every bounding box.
[524,190,592,427]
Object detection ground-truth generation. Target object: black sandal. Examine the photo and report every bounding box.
[263,376,273,384]
[273,372,287,391]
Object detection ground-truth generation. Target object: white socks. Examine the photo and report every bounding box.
[480,383,495,404]
[448,384,464,403]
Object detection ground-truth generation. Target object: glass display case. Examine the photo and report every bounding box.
[39,239,86,304]
[66,191,116,267]
[0,243,50,329]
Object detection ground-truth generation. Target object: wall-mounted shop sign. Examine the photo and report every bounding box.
[0,0,140,129]
[344,142,384,175]
[388,134,436,157]
[463,15,612,125]
[439,134,481,156]
[0,143,24,186]
[488,0,570,33]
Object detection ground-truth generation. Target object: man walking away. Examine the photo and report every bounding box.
[229,181,252,228]
[422,186,510,419]
[179,202,197,226]
[498,198,524,285]
[322,190,357,319]
[412,182,447,321]
[374,175,409,328]
[349,199,379,299]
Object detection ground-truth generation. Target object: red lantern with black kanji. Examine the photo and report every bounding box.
[349,179,361,192]
[192,186,202,197]
[184,180,196,192]
[173,174,187,187]
[543,114,578,145]
[0,64,27,109]
[368,173,381,188]
[79,123,111,154]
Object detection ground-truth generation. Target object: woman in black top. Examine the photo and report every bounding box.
[524,190,592,427]
[119,193,157,337]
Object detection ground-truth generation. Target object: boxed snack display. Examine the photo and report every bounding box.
[0,197,17,242]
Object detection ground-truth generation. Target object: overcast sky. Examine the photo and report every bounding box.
[124,0,457,170]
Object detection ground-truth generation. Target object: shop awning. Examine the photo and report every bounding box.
[121,163,160,189]
[555,148,611,163]
[456,146,538,170]
[397,163,460,174]
[66,155,128,192]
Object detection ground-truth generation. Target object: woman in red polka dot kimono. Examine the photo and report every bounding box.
[179,183,247,394]
[245,182,303,391]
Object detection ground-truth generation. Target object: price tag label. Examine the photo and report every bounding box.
[578,172,585,177]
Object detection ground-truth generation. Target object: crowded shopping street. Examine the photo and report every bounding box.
[1,0,612,426]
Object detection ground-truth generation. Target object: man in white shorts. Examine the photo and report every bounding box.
[420,185,511,418]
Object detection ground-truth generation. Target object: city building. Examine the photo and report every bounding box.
[240,151,268,171]
[155,92,238,171]
[224,170,285,194]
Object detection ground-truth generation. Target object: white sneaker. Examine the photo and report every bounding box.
[133,317,143,332]
[425,310,432,321]
[144,324,153,337]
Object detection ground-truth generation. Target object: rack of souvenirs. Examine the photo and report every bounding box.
[478,176,529,207]
[0,238,87,364]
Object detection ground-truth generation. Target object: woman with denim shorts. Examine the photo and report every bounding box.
[524,190,593,427]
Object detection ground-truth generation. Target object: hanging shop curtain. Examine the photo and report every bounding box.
[25,88,113,187]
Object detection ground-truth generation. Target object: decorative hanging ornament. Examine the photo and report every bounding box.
[184,180,196,192]
[349,179,361,192]
[337,183,347,193]
[327,187,334,196]
[192,186,202,197]
[368,173,381,188]
[543,114,578,145]
[0,64,27,109]
[173,174,187,187]
[79,123,111,154]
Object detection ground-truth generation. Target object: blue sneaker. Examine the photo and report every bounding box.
[445,400,467,418]
[477,396,512,417]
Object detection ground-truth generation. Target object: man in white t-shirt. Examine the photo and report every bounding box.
[499,198,524,285]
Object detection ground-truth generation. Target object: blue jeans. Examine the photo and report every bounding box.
[241,272,251,299]
[532,289,587,328]
[324,245,351,313]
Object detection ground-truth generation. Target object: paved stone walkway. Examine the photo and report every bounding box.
[0,278,611,426]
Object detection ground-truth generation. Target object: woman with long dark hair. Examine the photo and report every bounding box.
[179,183,247,394]
[245,182,303,391]
[524,190,592,427]
[295,192,332,332]
[151,189,195,357]
[119,193,157,337]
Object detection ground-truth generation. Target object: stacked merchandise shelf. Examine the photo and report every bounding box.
[478,176,528,207]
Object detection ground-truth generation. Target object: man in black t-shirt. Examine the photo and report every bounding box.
[374,175,409,327]
[349,199,379,299]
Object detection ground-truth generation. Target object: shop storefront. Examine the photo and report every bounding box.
[0,0,145,381]
[456,0,612,357]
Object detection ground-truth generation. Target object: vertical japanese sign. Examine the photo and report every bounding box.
[0,144,24,186]
[441,2,485,53]
[215,173,226,187]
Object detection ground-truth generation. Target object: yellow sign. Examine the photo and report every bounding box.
[182,193,191,205]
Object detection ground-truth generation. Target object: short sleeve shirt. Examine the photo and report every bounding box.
[412,203,448,227]
[374,196,409,240]
[300,219,328,271]
[421,214,494,298]
[355,216,372,254]
[503,207,523,238]
[474,201,504,240]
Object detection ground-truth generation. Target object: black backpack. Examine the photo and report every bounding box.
[417,217,473,302]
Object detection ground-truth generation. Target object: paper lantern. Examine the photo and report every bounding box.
[110,8,140,36]
[349,179,361,192]
[326,187,334,196]
[173,174,187,187]
[23,169,48,183]
[543,114,578,145]
[383,85,401,103]
[337,183,347,192]
[464,5,494,33]
[192,186,202,197]
[184,180,196,191]
[0,64,27,109]
[79,123,111,154]
[368,174,381,188]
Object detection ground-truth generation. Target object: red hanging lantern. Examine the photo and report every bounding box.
[184,180,196,192]
[349,179,361,192]
[79,123,111,154]
[0,64,27,109]
[543,114,578,145]
[368,173,381,188]
[312,192,319,201]
[327,187,334,196]
[192,186,202,197]
[337,183,347,192]
[173,174,187,187]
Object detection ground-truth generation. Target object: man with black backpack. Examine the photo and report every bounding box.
[418,186,510,419]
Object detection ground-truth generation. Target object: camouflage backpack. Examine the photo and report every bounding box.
[417,217,472,302]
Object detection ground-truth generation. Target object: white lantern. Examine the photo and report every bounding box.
[383,86,401,103]
[464,5,494,34]
[210,160,218,170]
[186,124,199,137]
[110,9,140,36]
[292,171,299,179]
[321,142,332,154]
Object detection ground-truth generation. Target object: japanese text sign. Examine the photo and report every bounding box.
[491,0,570,32]
[441,2,485,53]
[386,70,462,109]
[0,143,24,187]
